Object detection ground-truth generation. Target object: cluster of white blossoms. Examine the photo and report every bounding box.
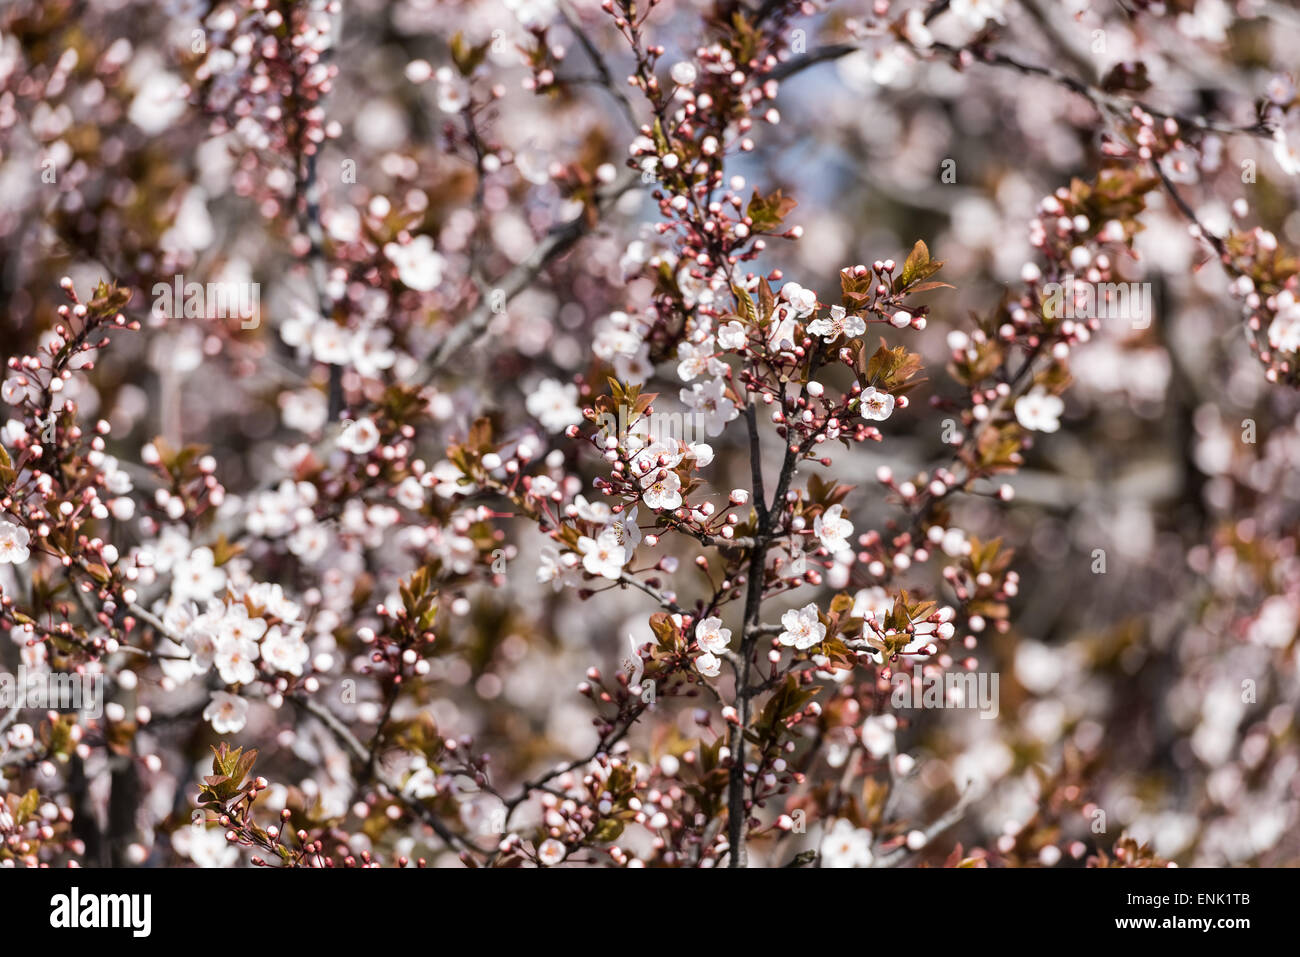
[242,479,321,539]
[767,281,817,353]
[0,517,31,564]
[280,306,401,376]
[156,585,310,734]
[628,436,712,513]
[663,290,743,438]
[539,497,644,586]
[693,615,732,678]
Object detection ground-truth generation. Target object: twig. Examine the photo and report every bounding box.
[560,2,639,129]
[870,785,980,868]
[292,694,473,856]
[415,174,640,384]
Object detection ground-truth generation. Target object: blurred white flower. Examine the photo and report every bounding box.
[339,416,382,454]
[0,519,31,565]
[1267,291,1300,352]
[860,713,897,758]
[172,547,226,602]
[950,0,1009,30]
[537,543,579,591]
[214,632,260,685]
[679,377,738,436]
[537,837,567,865]
[820,818,874,867]
[383,235,445,291]
[203,691,249,734]
[1014,389,1064,432]
[527,379,582,433]
[129,71,187,134]
[1247,596,1298,649]
[262,625,310,675]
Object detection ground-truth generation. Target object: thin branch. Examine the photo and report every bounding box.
[616,570,684,614]
[415,174,640,384]
[292,694,473,857]
[870,785,981,868]
[928,41,1276,141]
[770,42,856,82]
[1154,166,1231,262]
[560,2,639,129]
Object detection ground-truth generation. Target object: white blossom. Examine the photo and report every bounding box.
[203,691,249,734]
[537,837,567,865]
[778,602,826,650]
[538,543,579,590]
[820,817,874,868]
[172,547,227,602]
[716,320,747,350]
[214,632,260,685]
[860,713,897,758]
[0,519,31,565]
[339,416,382,454]
[695,616,732,655]
[1266,291,1300,352]
[383,235,445,291]
[262,625,310,675]
[858,387,896,422]
[641,469,683,511]
[695,651,722,678]
[807,305,866,343]
[680,377,738,436]
[577,529,626,580]
[814,504,854,554]
[1014,389,1064,433]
